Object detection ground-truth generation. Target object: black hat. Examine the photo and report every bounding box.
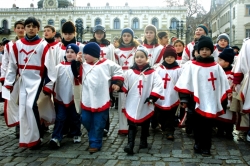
[197,36,214,53]
[93,24,106,33]
[218,48,235,64]
[231,45,240,51]
[83,42,100,58]
[62,21,76,33]
[2,38,10,45]
[55,32,62,38]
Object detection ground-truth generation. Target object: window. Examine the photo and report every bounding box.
[95,18,101,25]
[61,19,66,28]
[48,19,54,26]
[2,20,8,29]
[233,7,235,19]
[246,5,250,15]
[113,18,120,29]
[132,18,139,29]
[152,18,158,29]
[246,29,250,38]
[170,18,178,29]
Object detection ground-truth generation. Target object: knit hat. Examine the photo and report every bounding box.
[197,36,214,53]
[136,45,148,57]
[231,45,240,51]
[62,21,76,33]
[93,24,106,33]
[163,45,177,59]
[197,24,208,35]
[55,32,62,38]
[218,48,235,64]
[144,24,157,34]
[83,42,100,58]
[217,33,230,43]
[66,43,79,54]
[157,32,167,39]
[121,27,134,38]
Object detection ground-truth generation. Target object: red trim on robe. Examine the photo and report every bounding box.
[150,92,164,100]
[124,108,154,123]
[43,86,53,94]
[19,139,41,148]
[4,100,19,127]
[185,46,190,59]
[112,76,124,81]
[216,112,236,123]
[18,65,42,71]
[121,86,128,93]
[155,100,180,111]
[0,78,5,82]
[20,38,42,45]
[81,101,110,112]
[155,47,165,64]
[174,86,193,94]
[143,44,159,48]
[192,61,217,67]
[195,108,225,118]
[61,61,71,65]
[119,46,135,51]
[132,69,155,75]
[118,130,128,134]
[54,98,74,108]
[193,95,200,104]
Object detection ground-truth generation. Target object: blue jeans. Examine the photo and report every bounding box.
[81,109,109,149]
[52,103,81,141]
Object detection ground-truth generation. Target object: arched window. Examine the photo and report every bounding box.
[132,18,139,29]
[95,18,101,26]
[48,19,54,26]
[2,20,8,29]
[114,18,120,29]
[170,18,178,29]
[61,19,66,28]
[152,18,158,29]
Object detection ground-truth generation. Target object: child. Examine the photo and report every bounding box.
[213,33,230,60]
[115,28,140,135]
[122,46,164,154]
[216,48,235,139]
[155,45,182,140]
[143,24,165,66]
[173,40,185,65]
[4,17,50,149]
[175,36,230,156]
[231,46,240,56]
[55,32,62,42]
[71,42,124,153]
[44,43,82,149]
[157,31,169,47]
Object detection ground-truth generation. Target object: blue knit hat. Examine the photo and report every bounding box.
[121,27,134,38]
[83,42,100,58]
[217,33,230,43]
[197,24,208,35]
[66,43,79,54]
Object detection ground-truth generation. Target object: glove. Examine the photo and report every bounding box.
[144,96,158,105]
[71,60,81,78]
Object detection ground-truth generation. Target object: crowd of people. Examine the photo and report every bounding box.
[0,16,249,157]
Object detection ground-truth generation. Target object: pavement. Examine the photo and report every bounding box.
[0,103,250,166]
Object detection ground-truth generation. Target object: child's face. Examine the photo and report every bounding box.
[145,30,155,43]
[66,48,77,62]
[44,28,56,39]
[55,37,62,42]
[63,33,75,41]
[164,56,175,64]
[217,57,229,68]
[94,30,105,41]
[159,35,168,46]
[84,54,98,64]
[194,27,206,39]
[14,24,25,38]
[199,47,211,58]
[25,23,39,38]
[122,33,132,44]
[218,39,228,48]
[174,42,184,53]
[135,51,148,66]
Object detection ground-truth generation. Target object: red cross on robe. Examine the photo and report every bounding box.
[137,80,143,95]
[124,61,129,66]
[100,50,106,58]
[24,57,28,63]
[162,73,171,89]
[208,72,217,91]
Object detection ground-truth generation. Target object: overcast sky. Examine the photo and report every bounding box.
[0,0,211,11]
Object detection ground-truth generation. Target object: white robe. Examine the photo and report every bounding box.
[181,41,195,65]
[175,60,230,118]
[122,68,164,123]
[143,44,164,66]
[99,44,115,61]
[4,38,49,148]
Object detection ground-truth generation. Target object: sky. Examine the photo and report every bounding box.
[0,0,211,12]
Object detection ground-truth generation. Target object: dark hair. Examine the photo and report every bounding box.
[173,40,185,47]
[14,19,24,28]
[143,37,158,45]
[44,25,56,32]
[89,38,110,46]
[24,17,40,29]
[117,38,140,48]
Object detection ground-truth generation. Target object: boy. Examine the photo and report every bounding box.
[55,32,62,42]
[213,33,230,60]
[175,36,230,156]
[216,48,235,139]
[71,42,123,153]
[4,17,50,149]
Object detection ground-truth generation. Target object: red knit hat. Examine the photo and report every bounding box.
[163,45,177,59]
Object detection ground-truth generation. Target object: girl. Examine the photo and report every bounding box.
[115,27,140,135]
[155,45,182,140]
[157,31,169,47]
[173,40,185,65]
[122,46,164,154]
[143,24,165,66]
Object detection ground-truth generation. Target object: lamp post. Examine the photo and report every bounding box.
[75,19,89,43]
[169,20,191,40]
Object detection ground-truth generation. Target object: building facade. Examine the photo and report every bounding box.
[210,0,250,47]
[0,0,188,43]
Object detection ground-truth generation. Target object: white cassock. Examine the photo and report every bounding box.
[99,44,116,61]
[174,60,230,118]
[181,41,195,65]
[4,38,50,148]
[122,68,164,123]
[155,64,182,110]
[115,46,137,134]
[143,44,165,66]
